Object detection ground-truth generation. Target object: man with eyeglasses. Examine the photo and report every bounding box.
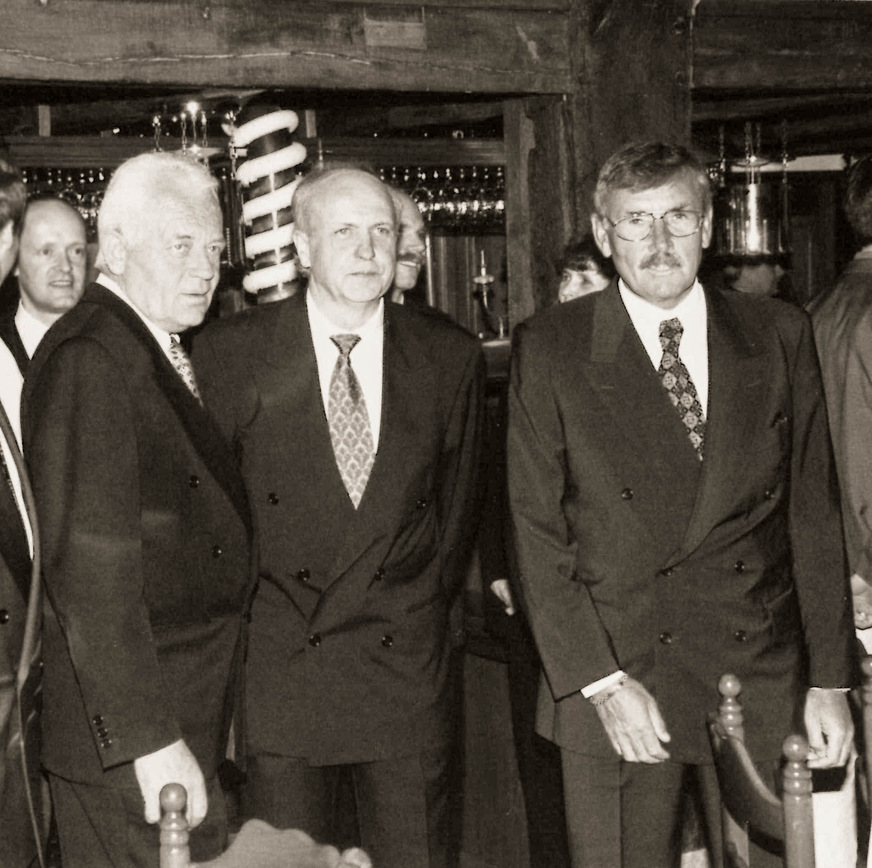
[507,141,854,868]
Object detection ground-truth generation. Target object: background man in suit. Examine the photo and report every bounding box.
[507,141,855,868]
[193,166,485,868]
[0,196,87,372]
[22,152,254,867]
[0,157,45,868]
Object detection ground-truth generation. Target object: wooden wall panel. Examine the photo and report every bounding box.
[0,0,571,94]
[694,0,872,91]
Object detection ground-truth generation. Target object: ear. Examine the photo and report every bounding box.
[590,212,613,259]
[293,225,311,269]
[100,230,127,276]
[700,204,714,250]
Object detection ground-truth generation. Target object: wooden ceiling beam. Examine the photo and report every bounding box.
[0,0,571,95]
[693,1,872,92]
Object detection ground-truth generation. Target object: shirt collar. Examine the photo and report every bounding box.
[14,301,50,358]
[306,290,385,346]
[618,277,706,333]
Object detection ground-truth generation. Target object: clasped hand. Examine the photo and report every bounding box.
[593,676,671,763]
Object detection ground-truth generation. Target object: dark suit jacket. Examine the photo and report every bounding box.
[809,255,872,582]
[0,398,44,868]
[507,281,854,765]
[22,283,254,786]
[0,292,28,376]
[193,292,485,765]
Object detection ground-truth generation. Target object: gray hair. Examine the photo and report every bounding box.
[0,156,27,236]
[97,152,219,250]
[594,141,712,216]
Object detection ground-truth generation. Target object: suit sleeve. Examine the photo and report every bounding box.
[24,338,181,769]
[436,345,487,597]
[507,322,620,700]
[830,309,872,582]
[787,317,855,689]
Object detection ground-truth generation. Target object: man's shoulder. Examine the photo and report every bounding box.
[195,293,299,349]
[390,300,481,354]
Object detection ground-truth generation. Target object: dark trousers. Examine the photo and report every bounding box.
[560,750,784,868]
[49,772,227,868]
[243,747,454,868]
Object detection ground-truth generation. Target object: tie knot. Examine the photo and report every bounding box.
[659,317,683,350]
[331,334,361,360]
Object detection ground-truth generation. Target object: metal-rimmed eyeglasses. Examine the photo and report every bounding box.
[605,210,703,242]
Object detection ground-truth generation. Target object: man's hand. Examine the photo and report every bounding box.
[593,676,671,763]
[851,573,872,630]
[489,579,516,616]
[133,739,206,826]
[804,688,854,769]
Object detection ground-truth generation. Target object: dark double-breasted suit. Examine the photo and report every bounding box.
[193,290,485,766]
[507,282,854,767]
[22,283,253,859]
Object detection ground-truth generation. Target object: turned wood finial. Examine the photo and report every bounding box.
[159,784,190,868]
[717,673,744,739]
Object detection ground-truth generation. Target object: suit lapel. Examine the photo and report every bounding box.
[669,286,767,563]
[583,286,701,554]
[87,285,251,533]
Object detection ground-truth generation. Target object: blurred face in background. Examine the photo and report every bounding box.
[558,262,612,303]
[391,189,426,293]
[16,198,87,326]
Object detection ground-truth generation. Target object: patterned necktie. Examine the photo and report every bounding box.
[658,318,705,460]
[169,336,203,405]
[328,334,375,508]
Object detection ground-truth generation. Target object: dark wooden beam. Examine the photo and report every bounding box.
[1,0,571,94]
[693,0,872,91]
[570,0,693,223]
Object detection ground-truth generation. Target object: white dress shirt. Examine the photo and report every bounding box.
[307,292,384,450]
[0,339,32,553]
[14,302,51,360]
[618,277,709,416]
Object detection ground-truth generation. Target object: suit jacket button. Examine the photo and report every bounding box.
[92,715,103,726]
[734,630,747,642]
[297,568,310,583]
[97,727,108,738]
[374,568,386,581]
[416,498,429,510]
[621,488,634,500]
[189,475,200,488]
[308,633,321,647]
[101,739,112,748]
[212,545,223,558]
[734,560,746,573]
[659,632,673,645]
[381,635,393,648]
[660,568,673,578]
[0,609,9,624]
[764,489,774,500]
[268,492,279,505]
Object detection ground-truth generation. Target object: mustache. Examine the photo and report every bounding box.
[640,251,682,270]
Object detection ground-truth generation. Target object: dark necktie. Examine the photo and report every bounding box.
[658,317,705,460]
[328,334,375,508]
[0,424,31,599]
[169,336,203,405]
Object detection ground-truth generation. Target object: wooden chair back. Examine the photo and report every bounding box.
[707,673,815,868]
[158,784,372,868]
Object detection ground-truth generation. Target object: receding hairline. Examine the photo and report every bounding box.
[21,197,87,234]
[293,167,395,232]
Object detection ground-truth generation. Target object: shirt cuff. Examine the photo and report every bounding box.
[581,670,627,699]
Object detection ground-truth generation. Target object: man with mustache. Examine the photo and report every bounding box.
[388,187,427,304]
[0,196,87,373]
[507,141,854,868]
